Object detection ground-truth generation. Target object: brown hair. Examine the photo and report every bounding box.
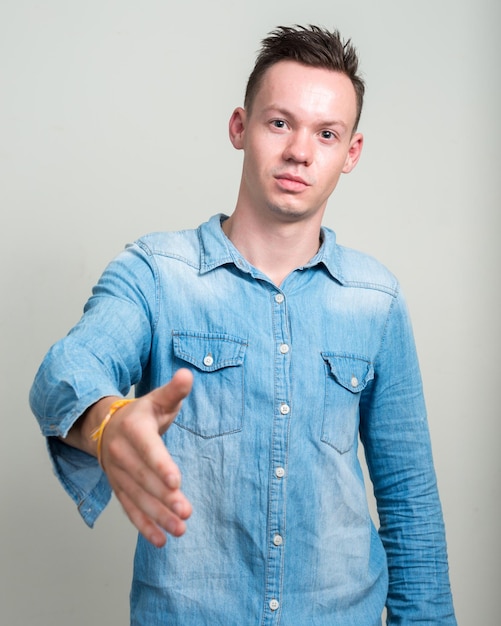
[244,25,365,130]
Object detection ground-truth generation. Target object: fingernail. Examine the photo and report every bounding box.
[172,502,184,516]
[166,473,180,489]
[150,530,166,547]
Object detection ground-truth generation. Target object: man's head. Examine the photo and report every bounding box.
[244,25,365,132]
[228,25,365,227]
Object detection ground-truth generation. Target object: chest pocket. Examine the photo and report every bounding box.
[321,353,374,453]
[172,331,248,438]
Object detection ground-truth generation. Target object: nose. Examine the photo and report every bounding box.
[282,129,313,166]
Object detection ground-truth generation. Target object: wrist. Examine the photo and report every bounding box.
[61,396,122,456]
[90,398,136,468]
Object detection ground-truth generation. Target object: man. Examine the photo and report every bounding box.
[30,25,456,625]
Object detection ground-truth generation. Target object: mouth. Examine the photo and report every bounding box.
[275,173,310,192]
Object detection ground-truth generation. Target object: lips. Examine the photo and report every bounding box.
[275,173,310,192]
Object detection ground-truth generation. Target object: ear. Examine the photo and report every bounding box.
[228,107,246,149]
[342,132,364,174]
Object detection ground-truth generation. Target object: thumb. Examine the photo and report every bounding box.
[148,368,193,434]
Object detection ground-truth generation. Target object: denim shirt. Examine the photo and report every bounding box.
[30,214,456,625]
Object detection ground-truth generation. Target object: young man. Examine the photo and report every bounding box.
[30,25,456,625]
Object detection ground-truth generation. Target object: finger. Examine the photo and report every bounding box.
[107,434,192,517]
[112,467,190,543]
[148,368,193,434]
[103,412,193,523]
[108,404,184,489]
[117,489,175,548]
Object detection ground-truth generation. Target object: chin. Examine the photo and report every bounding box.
[268,203,314,222]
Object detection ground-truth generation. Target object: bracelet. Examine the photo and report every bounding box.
[90,398,135,468]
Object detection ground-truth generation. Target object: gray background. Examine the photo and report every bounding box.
[1,1,499,624]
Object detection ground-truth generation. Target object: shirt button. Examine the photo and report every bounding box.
[279,343,289,354]
[279,403,290,415]
[350,376,359,388]
[203,355,214,367]
[269,599,280,611]
[275,467,285,478]
[273,534,283,546]
[275,293,284,304]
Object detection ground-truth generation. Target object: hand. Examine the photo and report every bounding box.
[99,368,194,547]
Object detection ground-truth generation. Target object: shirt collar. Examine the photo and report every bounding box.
[199,213,345,284]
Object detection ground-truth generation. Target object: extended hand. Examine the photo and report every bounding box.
[99,368,194,547]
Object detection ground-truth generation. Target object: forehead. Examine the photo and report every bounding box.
[253,60,358,128]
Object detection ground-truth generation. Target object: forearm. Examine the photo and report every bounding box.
[377,464,455,623]
[364,419,455,623]
[61,396,121,457]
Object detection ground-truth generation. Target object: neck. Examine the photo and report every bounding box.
[222,210,322,286]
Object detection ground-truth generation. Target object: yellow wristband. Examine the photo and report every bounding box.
[90,398,135,468]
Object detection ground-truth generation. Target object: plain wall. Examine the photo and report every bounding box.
[1,1,499,624]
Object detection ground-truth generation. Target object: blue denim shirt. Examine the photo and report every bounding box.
[30,214,456,625]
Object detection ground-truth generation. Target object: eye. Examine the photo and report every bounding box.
[271,119,287,129]
[320,130,336,140]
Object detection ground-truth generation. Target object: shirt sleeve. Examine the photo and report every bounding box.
[359,287,457,624]
[29,242,157,527]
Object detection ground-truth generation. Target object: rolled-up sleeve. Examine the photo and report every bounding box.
[29,243,157,526]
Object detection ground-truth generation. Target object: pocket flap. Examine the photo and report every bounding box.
[173,331,247,372]
[322,353,374,393]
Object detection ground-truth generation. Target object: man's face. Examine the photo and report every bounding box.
[230,60,363,224]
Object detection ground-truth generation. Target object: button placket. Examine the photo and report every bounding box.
[264,288,290,621]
